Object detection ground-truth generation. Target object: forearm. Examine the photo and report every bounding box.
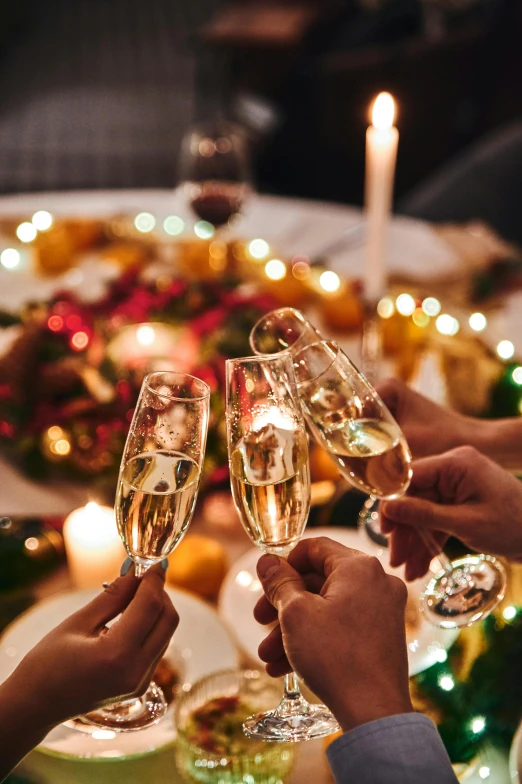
[0,675,53,782]
[472,418,522,472]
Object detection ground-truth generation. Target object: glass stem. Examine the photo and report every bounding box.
[134,562,148,578]
[275,673,310,717]
[417,528,469,590]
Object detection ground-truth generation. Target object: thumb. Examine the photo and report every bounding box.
[382,496,466,538]
[69,571,140,632]
[257,554,306,610]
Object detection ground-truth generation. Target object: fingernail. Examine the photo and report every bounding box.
[120,557,132,576]
[161,558,169,572]
[257,554,281,579]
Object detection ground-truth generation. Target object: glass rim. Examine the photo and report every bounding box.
[143,371,211,402]
[294,339,341,384]
[249,307,309,352]
[225,352,294,368]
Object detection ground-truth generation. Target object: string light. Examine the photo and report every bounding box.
[469,312,487,332]
[396,293,416,316]
[436,314,460,336]
[512,367,522,385]
[163,216,184,236]
[70,331,89,351]
[265,259,286,280]
[1,248,21,269]
[194,220,215,239]
[422,297,441,317]
[319,271,341,293]
[471,716,486,734]
[16,222,37,242]
[497,340,515,360]
[134,212,156,233]
[502,605,517,621]
[412,308,429,328]
[438,674,455,692]
[478,767,490,780]
[248,239,269,259]
[377,297,395,318]
[32,210,53,231]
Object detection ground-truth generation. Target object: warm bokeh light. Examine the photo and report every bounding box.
[248,239,269,259]
[377,296,395,319]
[136,324,155,346]
[422,297,441,317]
[24,537,39,551]
[438,675,454,692]
[32,210,54,231]
[292,260,311,281]
[71,331,89,351]
[47,425,64,441]
[469,312,487,332]
[163,215,184,236]
[16,222,37,243]
[194,220,214,239]
[497,340,515,360]
[134,212,156,233]
[396,293,416,316]
[265,259,286,280]
[436,314,460,336]
[372,92,395,130]
[319,270,341,292]
[1,248,21,269]
[471,716,486,734]
[512,367,522,385]
[48,315,64,332]
[52,438,71,456]
[412,308,429,328]
[502,605,517,620]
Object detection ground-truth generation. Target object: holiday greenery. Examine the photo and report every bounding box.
[0,266,275,497]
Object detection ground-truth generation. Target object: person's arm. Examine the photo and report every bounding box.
[0,564,178,782]
[254,539,458,783]
[376,377,522,470]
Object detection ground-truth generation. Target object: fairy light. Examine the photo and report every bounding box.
[497,340,515,360]
[512,367,522,385]
[47,426,64,441]
[422,297,441,317]
[319,271,341,293]
[265,259,286,280]
[471,716,486,734]
[248,239,269,259]
[396,293,416,316]
[51,439,71,456]
[136,325,155,346]
[48,315,63,332]
[438,674,455,692]
[412,308,430,328]
[194,220,215,239]
[32,210,54,231]
[70,331,89,351]
[1,248,21,269]
[134,212,156,233]
[478,767,490,780]
[469,312,487,332]
[502,605,517,621]
[292,260,311,281]
[25,537,39,551]
[16,222,37,243]
[436,314,460,336]
[377,297,395,319]
[163,215,184,236]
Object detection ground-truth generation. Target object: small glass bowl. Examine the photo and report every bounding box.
[175,669,295,784]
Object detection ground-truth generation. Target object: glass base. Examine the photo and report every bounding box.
[422,555,507,629]
[243,703,340,743]
[358,497,389,550]
[76,682,167,732]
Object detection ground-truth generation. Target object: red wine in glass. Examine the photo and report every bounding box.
[190,181,245,228]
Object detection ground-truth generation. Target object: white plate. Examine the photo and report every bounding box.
[218,527,459,678]
[0,587,238,759]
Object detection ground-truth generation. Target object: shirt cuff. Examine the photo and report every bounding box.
[326,713,458,784]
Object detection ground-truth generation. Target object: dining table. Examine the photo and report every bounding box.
[0,188,517,784]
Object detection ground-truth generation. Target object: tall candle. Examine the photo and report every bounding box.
[365,92,399,302]
[63,502,126,589]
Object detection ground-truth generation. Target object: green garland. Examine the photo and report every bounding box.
[415,612,522,763]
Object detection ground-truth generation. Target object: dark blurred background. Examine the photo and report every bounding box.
[0,0,521,225]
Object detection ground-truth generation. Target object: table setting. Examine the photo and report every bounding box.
[2,102,522,784]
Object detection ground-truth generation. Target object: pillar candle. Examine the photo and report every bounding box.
[63,502,126,589]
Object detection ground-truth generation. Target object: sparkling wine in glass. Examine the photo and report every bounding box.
[226,353,340,742]
[250,312,507,629]
[179,121,251,230]
[80,372,210,731]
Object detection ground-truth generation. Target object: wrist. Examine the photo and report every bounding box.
[327,687,413,733]
[474,418,522,471]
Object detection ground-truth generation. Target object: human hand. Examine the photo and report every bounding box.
[376,378,477,459]
[254,537,412,732]
[3,563,179,729]
[382,446,522,580]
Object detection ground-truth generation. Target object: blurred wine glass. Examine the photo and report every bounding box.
[179,121,252,231]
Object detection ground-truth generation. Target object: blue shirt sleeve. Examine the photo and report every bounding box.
[326,713,458,783]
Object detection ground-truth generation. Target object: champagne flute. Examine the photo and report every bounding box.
[80,371,210,731]
[225,353,340,742]
[179,121,251,232]
[293,340,506,630]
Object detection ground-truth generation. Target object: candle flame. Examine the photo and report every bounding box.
[372,92,395,131]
